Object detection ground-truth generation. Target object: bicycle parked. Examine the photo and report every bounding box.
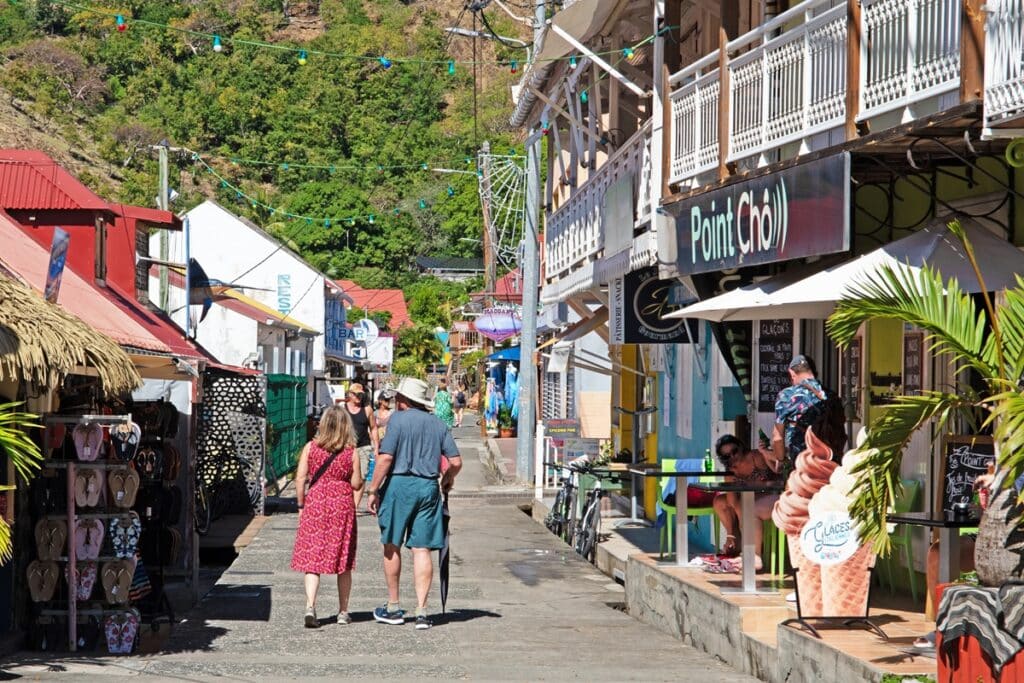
[574,467,621,563]
[544,460,581,543]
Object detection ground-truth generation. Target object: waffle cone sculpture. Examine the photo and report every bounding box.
[821,543,875,616]
[772,428,838,616]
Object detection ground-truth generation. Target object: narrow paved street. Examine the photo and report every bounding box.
[3,423,757,681]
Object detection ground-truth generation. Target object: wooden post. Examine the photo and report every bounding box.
[662,64,673,199]
[717,28,731,181]
[845,0,863,139]
[665,0,683,74]
[959,0,985,102]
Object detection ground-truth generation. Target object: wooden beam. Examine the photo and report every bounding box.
[844,0,863,139]
[665,0,683,74]
[959,0,985,102]
[526,86,605,146]
[617,60,655,90]
[716,27,731,181]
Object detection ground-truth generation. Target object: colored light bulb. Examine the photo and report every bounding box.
[508,148,515,155]
[329,165,336,174]
[368,214,375,224]
[393,208,401,215]
[324,219,331,227]
[379,56,392,69]
[418,199,427,209]
[623,47,634,58]
[298,50,307,66]
[306,218,312,225]
[569,55,577,69]
[212,35,223,52]
[116,15,126,32]
[421,162,428,170]
[377,165,384,173]
[510,60,517,73]
[281,163,289,170]
[446,186,455,197]
[580,90,588,103]
[448,60,455,75]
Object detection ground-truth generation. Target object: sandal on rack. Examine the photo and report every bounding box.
[75,468,104,508]
[111,421,141,462]
[101,559,136,605]
[35,519,67,561]
[103,608,140,654]
[75,519,105,561]
[109,513,141,559]
[27,560,59,602]
[66,560,98,601]
[72,422,104,462]
[108,468,140,509]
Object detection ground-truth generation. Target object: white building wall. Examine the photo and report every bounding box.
[153,200,325,375]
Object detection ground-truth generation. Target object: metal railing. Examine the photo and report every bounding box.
[984,0,1024,129]
[669,52,722,184]
[545,122,650,278]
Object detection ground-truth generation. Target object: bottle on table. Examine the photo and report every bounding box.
[703,448,713,473]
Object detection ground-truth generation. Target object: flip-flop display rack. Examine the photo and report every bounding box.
[32,414,143,653]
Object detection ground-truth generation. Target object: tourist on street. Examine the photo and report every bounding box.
[345,384,378,512]
[453,381,468,427]
[367,377,462,630]
[290,405,362,628]
[760,354,826,476]
[710,434,783,571]
[434,378,455,428]
[374,394,393,441]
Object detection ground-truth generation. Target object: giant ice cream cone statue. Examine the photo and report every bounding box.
[772,428,838,616]
[806,445,877,617]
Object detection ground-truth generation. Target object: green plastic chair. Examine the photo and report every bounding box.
[659,459,720,557]
[883,478,922,602]
[762,518,786,577]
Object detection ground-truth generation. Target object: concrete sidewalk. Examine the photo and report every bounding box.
[1,423,757,681]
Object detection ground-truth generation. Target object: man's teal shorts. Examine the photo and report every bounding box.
[377,475,444,549]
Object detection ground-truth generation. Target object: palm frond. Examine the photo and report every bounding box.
[984,386,1024,493]
[990,281,1024,383]
[849,391,973,554]
[0,402,43,483]
[827,262,995,378]
[0,519,10,565]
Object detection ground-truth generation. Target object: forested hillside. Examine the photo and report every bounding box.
[0,0,526,298]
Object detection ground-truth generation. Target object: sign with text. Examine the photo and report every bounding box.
[903,332,923,396]
[44,227,70,303]
[545,418,580,438]
[674,153,850,275]
[757,319,794,412]
[620,268,700,344]
[609,276,626,344]
[941,435,995,515]
[800,511,861,566]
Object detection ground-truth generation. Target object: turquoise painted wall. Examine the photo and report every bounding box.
[655,325,720,551]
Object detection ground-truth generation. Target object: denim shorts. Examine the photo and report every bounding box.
[377,475,444,549]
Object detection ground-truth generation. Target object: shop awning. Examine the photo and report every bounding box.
[665,218,1024,322]
[537,306,609,351]
[488,347,520,362]
[534,0,622,64]
[0,273,141,395]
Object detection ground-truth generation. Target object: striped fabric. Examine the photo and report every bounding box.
[1000,583,1024,644]
[938,584,1024,673]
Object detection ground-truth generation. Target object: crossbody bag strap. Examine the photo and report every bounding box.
[308,449,344,490]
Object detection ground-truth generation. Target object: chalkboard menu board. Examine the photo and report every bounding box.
[903,332,923,395]
[758,319,794,412]
[941,436,995,515]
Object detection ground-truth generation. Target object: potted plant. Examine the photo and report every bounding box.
[498,405,516,438]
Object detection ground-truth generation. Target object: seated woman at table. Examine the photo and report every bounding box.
[711,434,785,570]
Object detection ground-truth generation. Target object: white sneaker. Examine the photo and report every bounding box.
[337,611,352,625]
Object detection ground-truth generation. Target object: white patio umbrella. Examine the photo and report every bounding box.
[665,219,1024,322]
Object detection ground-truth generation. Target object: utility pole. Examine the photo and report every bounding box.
[514,0,546,483]
[478,141,497,351]
[157,143,170,311]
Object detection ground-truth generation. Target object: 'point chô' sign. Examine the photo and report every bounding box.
[673,153,850,275]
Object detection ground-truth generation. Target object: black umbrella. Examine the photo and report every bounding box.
[439,492,451,613]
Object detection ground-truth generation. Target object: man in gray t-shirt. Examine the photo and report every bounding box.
[367,378,462,630]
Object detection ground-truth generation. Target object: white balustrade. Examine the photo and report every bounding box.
[669,52,721,185]
[859,0,961,121]
[984,0,1024,129]
[727,0,847,162]
[545,123,650,279]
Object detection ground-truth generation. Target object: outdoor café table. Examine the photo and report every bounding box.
[692,480,786,594]
[627,465,730,567]
[887,511,981,585]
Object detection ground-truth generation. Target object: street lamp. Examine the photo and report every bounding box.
[445,27,531,62]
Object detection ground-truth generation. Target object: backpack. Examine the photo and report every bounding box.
[797,381,848,461]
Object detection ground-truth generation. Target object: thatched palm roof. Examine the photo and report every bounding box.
[0,274,141,395]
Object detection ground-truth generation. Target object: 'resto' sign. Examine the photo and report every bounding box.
[674,153,850,275]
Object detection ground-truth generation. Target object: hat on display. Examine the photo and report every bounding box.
[395,377,435,409]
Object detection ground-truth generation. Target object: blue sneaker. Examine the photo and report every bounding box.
[373,605,405,625]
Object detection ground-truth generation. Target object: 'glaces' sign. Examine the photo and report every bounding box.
[674,153,850,275]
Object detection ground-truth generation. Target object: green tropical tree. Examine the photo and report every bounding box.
[826,220,1024,582]
[0,402,44,564]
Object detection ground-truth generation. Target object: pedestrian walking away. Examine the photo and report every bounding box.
[367,377,462,630]
[453,381,467,427]
[344,384,379,512]
[290,405,362,628]
[433,378,455,428]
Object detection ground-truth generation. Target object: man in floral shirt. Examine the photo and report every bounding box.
[762,355,826,476]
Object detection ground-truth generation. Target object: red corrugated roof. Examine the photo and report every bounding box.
[471,269,523,304]
[0,212,170,352]
[335,279,412,329]
[0,150,111,212]
[108,203,182,231]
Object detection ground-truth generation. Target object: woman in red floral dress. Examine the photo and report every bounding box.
[291,405,362,627]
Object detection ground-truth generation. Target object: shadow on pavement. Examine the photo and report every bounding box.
[435,608,501,625]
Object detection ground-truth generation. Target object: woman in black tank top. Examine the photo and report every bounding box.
[348,402,371,448]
